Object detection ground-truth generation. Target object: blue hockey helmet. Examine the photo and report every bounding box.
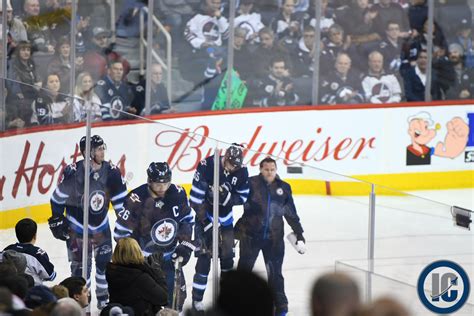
[79,135,105,155]
[147,162,172,183]
[224,143,244,168]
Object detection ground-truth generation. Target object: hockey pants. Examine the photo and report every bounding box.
[192,224,234,302]
[67,228,112,305]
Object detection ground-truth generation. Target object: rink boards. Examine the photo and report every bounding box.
[0,102,473,228]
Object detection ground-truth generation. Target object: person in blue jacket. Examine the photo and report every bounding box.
[235,156,305,316]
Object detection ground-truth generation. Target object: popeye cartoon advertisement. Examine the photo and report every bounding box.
[406,112,469,165]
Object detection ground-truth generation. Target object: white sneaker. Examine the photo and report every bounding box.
[192,300,204,312]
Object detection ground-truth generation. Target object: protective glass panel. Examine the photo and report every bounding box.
[336,258,474,315]
[432,0,474,102]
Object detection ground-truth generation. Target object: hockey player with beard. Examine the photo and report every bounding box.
[189,144,249,313]
[49,135,128,309]
[113,162,195,312]
[361,50,402,104]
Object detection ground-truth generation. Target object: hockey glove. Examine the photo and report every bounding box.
[48,215,69,241]
[172,241,196,266]
[146,252,164,273]
[207,183,232,207]
[218,183,232,207]
[194,219,213,255]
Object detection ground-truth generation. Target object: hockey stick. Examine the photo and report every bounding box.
[171,256,184,311]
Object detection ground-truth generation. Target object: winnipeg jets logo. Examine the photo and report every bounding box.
[150,219,178,246]
[224,170,230,177]
[93,172,100,181]
[155,200,164,209]
[89,190,106,213]
[276,188,284,196]
[110,96,124,119]
[129,193,141,203]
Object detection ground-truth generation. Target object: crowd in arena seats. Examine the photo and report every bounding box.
[1,0,473,129]
[1,224,413,316]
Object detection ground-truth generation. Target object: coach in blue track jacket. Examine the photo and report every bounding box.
[235,156,305,316]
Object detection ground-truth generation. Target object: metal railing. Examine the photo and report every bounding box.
[139,6,172,110]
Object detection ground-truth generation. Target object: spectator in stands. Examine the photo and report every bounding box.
[77,0,111,33]
[0,261,30,302]
[0,249,27,274]
[83,27,131,81]
[3,219,56,286]
[320,53,364,105]
[324,24,355,67]
[155,0,195,41]
[404,20,448,64]
[215,270,274,316]
[47,36,76,94]
[291,25,316,78]
[255,55,298,106]
[435,0,472,42]
[376,21,403,72]
[132,64,173,115]
[453,20,474,69]
[51,297,83,316]
[311,272,360,316]
[445,43,474,100]
[0,252,35,292]
[73,71,102,122]
[301,0,335,40]
[47,0,74,40]
[6,41,41,129]
[334,0,380,56]
[100,303,135,316]
[372,0,411,38]
[234,0,265,45]
[106,238,168,316]
[270,0,300,43]
[31,73,73,125]
[23,285,57,310]
[233,27,254,80]
[182,0,229,84]
[0,287,13,314]
[358,296,410,316]
[251,27,290,79]
[95,60,135,120]
[41,0,60,15]
[22,0,56,54]
[407,0,427,35]
[51,284,69,299]
[59,277,89,309]
[115,0,147,70]
[432,44,456,98]
[0,0,28,59]
[400,50,442,100]
[361,51,402,103]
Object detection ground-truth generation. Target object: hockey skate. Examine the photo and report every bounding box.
[192,300,205,315]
